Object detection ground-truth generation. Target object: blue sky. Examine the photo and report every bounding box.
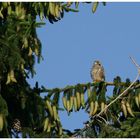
[28,2,140,131]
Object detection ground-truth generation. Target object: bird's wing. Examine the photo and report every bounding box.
[99,66,105,80]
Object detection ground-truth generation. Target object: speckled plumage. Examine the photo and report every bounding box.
[90,60,105,82]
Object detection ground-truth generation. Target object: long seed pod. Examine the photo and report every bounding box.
[39,3,44,21]
[6,73,11,85]
[138,93,140,105]
[92,2,99,13]
[65,90,71,114]
[55,4,60,18]
[28,47,33,56]
[121,100,127,118]
[10,69,17,83]
[73,96,78,112]
[52,105,58,121]
[98,83,106,113]
[62,92,67,111]
[43,118,49,131]
[0,114,4,131]
[66,100,70,113]
[126,102,135,117]
[68,89,74,111]
[49,2,55,16]
[70,95,74,111]
[101,102,105,112]
[92,101,98,115]
[47,121,51,133]
[35,47,39,56]
[58,125,63,136]
[85,86,92,111]
[135,95,139,108]
[76,91,81,110]
[80,88,85,108]
[87,86,91,98]
[46,100,53,118]
[22,38,28,48]
[89,101,94,116]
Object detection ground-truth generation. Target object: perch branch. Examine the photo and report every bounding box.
[40,81,140,94]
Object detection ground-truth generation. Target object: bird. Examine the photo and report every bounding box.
[90,60,105,82]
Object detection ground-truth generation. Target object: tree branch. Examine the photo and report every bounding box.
[40,81,140,94]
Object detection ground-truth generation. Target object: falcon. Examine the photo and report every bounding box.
[90,60,105,82]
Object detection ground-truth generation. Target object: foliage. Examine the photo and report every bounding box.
[0,2,140,138]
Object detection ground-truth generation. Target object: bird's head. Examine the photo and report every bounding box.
[94,60,101,66]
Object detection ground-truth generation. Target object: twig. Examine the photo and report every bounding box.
[130,56,140,75]
[130,56,140,70]
[97,115,108,124]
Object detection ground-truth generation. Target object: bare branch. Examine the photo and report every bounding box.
[130,56,140,69]
[97,115,108,124]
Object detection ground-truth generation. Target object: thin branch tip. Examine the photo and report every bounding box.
[130,56,140,70]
